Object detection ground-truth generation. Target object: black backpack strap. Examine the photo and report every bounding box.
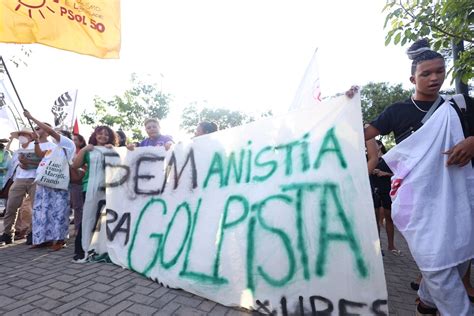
[451,94,466,111]
[449,94,474,167]
[421,95,443,124]
[61,147,72,166]
[449,94,469,139]
[396,96,444,143]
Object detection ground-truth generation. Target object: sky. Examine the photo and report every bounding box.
[1,0,445,140]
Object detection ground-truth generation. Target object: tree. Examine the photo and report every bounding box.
[361,82,413,148]
[81,73,171,140]
[361,82,413,123]
[383,0,473,85]
[180,102,256,134]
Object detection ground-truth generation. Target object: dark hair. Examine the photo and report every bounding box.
[407,39,444,75]
[375,139,387,154]
[34,122,52,131]
[198,121,218,135]
[89,126,117,146]
[58,130,72,140]
[116,130,127,147]
[73,133,86,149]
[0,143,4,150]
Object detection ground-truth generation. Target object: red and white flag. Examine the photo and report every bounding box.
[73,118,79,134]
[288,48,322,111]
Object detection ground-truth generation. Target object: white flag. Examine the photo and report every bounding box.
[288,48,322,111]
[0,80,19,135]
[51,90,78,128]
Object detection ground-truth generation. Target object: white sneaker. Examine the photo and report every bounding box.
[71,254,88,264]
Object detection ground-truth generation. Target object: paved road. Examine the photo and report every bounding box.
[0,219,472,315]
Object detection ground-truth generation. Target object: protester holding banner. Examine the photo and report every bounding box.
[129,118,173,150]
[23,111,75,251]
[116,130,127,147]
[72,126,117,262]
[71,133,87,235]
[364,39,474,315]
[194,121,218,137]
[0,126,53,246]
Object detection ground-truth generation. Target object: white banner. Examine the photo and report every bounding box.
[288,49,322,111]
[51,90,78,128]
[81,94,388,314]
[82,147,109,255]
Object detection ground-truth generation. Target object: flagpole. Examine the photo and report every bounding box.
[0,56,35,131]
[70,89,78,131]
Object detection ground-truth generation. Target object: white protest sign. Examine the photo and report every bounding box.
[84,94,388,315]
[82,147,110,255]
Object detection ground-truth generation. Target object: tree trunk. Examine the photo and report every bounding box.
[452,40,468,95]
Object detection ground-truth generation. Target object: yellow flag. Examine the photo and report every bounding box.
[0,0,121,59]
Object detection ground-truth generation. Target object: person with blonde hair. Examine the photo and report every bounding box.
[130,118,173,150]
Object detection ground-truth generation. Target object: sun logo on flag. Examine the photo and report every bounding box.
[15,0,58,19]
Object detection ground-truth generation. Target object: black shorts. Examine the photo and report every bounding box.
[372,189,392,210]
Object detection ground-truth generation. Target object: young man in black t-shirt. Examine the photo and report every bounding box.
[369,96,474,145]
[364,39,474,316]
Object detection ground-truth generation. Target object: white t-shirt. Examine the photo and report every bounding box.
[60,135,76,160]
[16,141,56,179]
[39,135,76,165]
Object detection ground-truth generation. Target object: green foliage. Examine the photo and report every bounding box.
[361,82,413,148]
[180,102,256,134]
[383,0,474,84]
[361,82,413,123]
[81,73,171,141]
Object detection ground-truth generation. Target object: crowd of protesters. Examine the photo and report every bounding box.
[0,117,217,258]
[0,38,473,315]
